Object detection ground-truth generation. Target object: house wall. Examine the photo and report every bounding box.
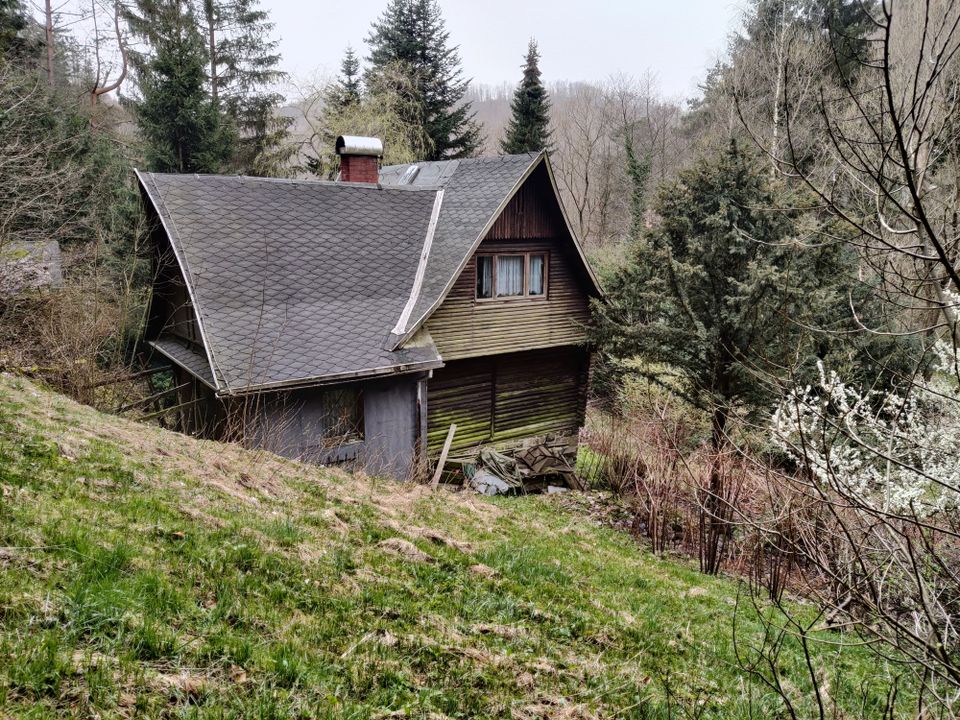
[423,163,595,459]
[234,373,424,479]
[426,346,589,456]
[360,374,423,478]
[425,165,593,361]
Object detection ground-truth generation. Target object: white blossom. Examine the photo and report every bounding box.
[771,343,960,516]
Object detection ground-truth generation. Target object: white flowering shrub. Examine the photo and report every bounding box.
[771,342,960,516]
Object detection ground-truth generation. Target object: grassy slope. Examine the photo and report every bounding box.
[0,374,901,719]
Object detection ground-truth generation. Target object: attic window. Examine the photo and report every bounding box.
[475,252,548,301]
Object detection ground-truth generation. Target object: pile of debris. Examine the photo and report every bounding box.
[464,444,583,496]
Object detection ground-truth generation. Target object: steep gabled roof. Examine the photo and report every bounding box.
[138,172,444,394]
[137,153,601,394]
[380,153,603,348]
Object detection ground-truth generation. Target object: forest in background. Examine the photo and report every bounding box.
[3,0,960,716]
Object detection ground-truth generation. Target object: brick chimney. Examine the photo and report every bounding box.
[335,135,383,183]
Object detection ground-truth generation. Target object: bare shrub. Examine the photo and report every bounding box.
[0,281,137,404]
[584,386,736,564]
[583,382,813,585]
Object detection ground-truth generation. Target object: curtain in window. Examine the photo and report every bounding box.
[497,255,524,296]
[528,254,544,295]
[476,256,493,298]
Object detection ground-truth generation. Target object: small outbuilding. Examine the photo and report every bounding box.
[137,138,602,479]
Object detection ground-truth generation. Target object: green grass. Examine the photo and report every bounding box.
[0,373,908,718]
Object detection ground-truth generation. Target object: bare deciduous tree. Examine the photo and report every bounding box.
[734,1,960,714]
[87,0,128,105]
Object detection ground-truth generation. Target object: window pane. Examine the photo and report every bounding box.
[496,255,524,296]
[528,254,545,296]
[476,256,493,298]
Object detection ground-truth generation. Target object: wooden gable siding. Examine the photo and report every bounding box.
[426,347,588,455]
[425,165,592,361]
[148,228,201,347]
[484,163,565,239]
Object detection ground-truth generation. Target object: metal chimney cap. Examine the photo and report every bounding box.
[335,136,384,157]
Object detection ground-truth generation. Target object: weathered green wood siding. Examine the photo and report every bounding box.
[425,162,594,362]
[426,239,591,360]
[427,347,588,455]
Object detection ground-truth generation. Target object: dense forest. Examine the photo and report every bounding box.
[2,0,960,716]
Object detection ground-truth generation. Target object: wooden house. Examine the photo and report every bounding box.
[137,137,603,479]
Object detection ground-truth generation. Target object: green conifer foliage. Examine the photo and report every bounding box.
[202,0,292,175]
[0,0,36,65]
[623,132,651,240]
[501,39,551,154]
[323,47,362,113]
[366,0,482,159]
[339,47,362,107]
[594,141,913,434]
[125,0,233,173]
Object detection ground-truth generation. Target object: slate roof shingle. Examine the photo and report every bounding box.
[379,154,541,345]
[149,337,216,388]
[138,154,551,394]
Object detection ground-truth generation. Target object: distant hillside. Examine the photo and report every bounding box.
[0,374,900,718]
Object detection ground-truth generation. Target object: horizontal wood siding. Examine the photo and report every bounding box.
[425,162,593,361]
[427,240,590,360]
[492,349,586,444]
[427,347,588,455]
[426,358,493,455]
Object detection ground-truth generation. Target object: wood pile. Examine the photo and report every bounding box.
[459,434,583,495]
[513,443,582,492]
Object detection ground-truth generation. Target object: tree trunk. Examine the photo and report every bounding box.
[44,0,55,87]
[205,0,218,105]
[700,404,729,575]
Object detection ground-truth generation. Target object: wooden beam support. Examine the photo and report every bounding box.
[115,382,188,414]
[430,423,457,489]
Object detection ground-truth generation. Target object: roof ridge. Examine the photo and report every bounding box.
[138,169,440,192]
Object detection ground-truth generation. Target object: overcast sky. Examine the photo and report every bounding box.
[272,0,744,101]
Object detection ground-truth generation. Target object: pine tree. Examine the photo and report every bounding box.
[324,46,362,111]
[202,0,291,175]
[366,0,482,160]
[125,0,233,173]
[500,39,551,154]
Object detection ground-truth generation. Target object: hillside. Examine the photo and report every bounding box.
[0,374,900,718]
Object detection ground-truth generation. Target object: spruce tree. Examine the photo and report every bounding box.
[325,46,362,111]
[202,0,291,175]
[501,39,551,154]
[338,46,361,106]
[366,0,482,160]
[125,0,233,173]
